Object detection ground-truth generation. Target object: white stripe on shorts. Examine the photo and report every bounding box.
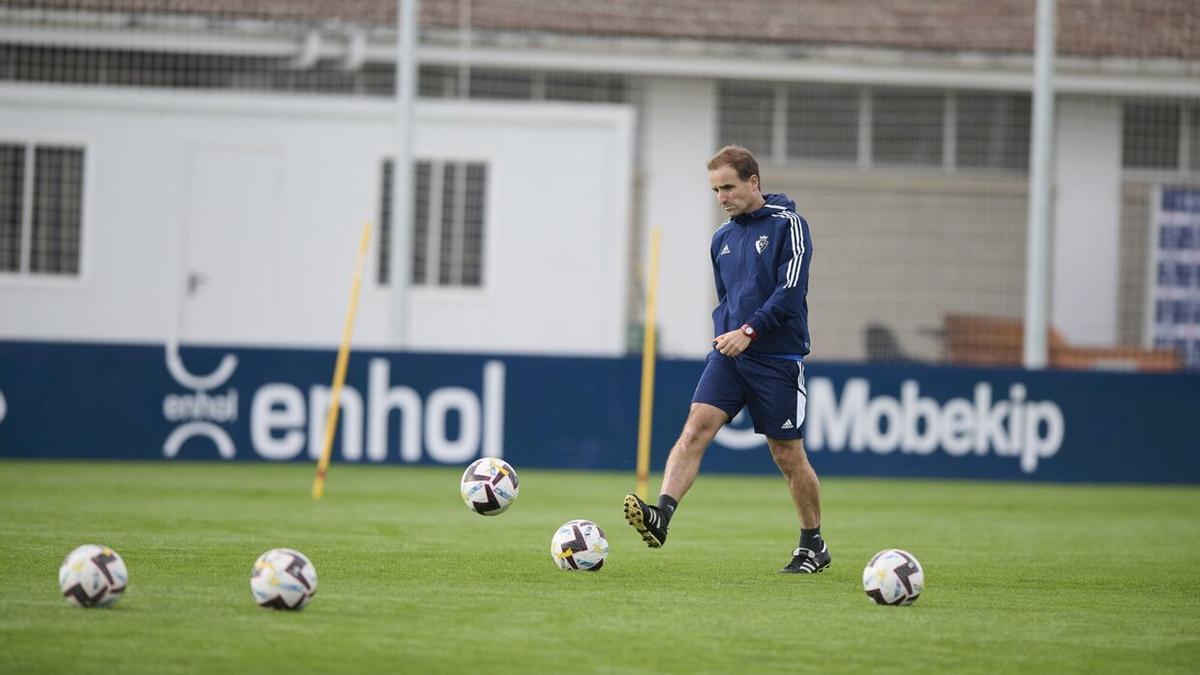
[795,361,807,428]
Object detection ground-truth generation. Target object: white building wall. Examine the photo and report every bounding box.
[639,77,718,357]
[0,86,634,356]
[1052,96,1123,345]
[405,102,633,355]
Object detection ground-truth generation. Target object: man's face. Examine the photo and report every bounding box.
[708,165,760,217]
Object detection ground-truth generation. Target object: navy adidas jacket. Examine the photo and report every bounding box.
[710,192,813,358]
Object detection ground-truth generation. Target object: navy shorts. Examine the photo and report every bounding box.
[692,350,808,439]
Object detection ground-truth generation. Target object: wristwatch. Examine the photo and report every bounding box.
[740,324,757,340]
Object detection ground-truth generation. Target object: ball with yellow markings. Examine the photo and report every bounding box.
[59,544,128,608]
[250,548,318,610]
[550,519,609,571]
[460,457,520,516]
[862,548,924,605]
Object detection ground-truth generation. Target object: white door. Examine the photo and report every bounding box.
[181,146,284,345]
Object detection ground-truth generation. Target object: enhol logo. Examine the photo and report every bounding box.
[715,378,1065,473]
[159,345,506,464]
[162,342,239,458]
[248,359,505,464]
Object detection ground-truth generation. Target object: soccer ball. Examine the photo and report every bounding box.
[862,549,924,606]
[550,519,609,571]
[460,457,519,516]
[59,544,128,608]
[250,548,318,610]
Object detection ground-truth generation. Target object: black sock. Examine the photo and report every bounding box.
[657,495,678,525]
[800,527,823,551]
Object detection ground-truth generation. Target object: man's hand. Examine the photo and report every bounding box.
[713,328,752,357]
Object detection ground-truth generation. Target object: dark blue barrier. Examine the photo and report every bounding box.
[0,340,1197,483]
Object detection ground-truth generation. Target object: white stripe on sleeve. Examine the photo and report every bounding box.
[783,212,803,289]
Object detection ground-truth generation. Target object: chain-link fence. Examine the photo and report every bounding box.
[2,0,1197,368]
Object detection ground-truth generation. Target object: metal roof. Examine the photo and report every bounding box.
[9,0,1199,61]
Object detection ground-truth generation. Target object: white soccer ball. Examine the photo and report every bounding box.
[460,457,520,516]
[250,548,318,610]
[550,519,609,572]
[59,544,128,608]
[863,548,924,605]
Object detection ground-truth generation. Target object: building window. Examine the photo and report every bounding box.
[418,65,460,98]
[872,89,944,166]
[786,85,858,162]
[717,82,1029,172]
[956,93,1031,170]
[378,159,487,288]
[0,142,84,276]
[0,146,21,272]
[1123,102,1181,170]
[544,72,626,104]
[468,68,533,100]
[376,159,395,284]
[409,162,431,285]
[417,66,626,103]
[1190,107,1200,172]
[1,46,395,96]
[717,81,775,159]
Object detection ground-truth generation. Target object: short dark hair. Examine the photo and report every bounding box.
[707,145,760,184]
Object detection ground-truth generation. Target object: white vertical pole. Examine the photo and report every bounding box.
[391,0,419,347]
[19,144,34,273]
[457,0,470,98]
[943,92,957,171]
[1023,0,1056,369]
[857,87,872,169]
[771,83,787,161]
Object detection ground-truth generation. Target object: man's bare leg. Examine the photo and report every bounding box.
[659,403,729,500]
[624,403,727,548]
[767,437,821,529]
[769,437,831,573]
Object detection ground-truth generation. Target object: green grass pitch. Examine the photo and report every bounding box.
[1,460,1197,674]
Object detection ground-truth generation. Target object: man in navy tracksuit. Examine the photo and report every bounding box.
[625,145,830,574]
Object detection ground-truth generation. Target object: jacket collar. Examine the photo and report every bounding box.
[732,193,794,224]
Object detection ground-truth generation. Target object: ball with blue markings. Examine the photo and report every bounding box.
[460,457,520,516]
[550,519,609,572]
[250,548,317,610]
[862,548,924,605]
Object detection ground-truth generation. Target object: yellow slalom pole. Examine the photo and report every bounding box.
[635,228,662,500]
[312,221,372,500]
